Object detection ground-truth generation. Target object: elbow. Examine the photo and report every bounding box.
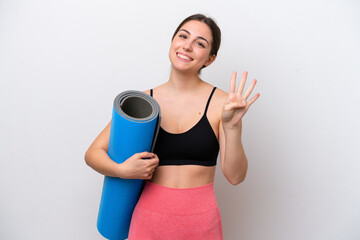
[222,165,248,186]
[84,149,92,166]
[226,171,247,186]
[229,175,246,186]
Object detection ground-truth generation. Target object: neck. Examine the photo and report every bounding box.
[166,67,204,94]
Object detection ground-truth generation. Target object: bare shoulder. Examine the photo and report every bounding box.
[143,89,151,95]
[214,87,228,100]
[212,87,228,110]
[205,85,227,120]
[143,82,166,95]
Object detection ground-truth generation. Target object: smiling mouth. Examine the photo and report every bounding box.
[176,52,193,61]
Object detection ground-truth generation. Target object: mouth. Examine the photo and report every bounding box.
[176,52,193,62]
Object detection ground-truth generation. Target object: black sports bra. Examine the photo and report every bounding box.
[150,87,219,166]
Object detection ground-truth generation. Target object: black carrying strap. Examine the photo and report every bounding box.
[150,89,153,97]
[204,87,217,114]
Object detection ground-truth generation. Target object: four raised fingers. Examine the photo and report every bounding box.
[230,70,259,104]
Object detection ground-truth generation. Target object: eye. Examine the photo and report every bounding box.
[179,34,187,39]
[197,42,206,48]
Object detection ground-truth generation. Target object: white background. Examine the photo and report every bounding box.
[1,0,359,239]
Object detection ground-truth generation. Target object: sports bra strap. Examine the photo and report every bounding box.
[204,87,217,115]
[151,87,216,114]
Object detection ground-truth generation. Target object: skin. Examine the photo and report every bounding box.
[84,20,260,188]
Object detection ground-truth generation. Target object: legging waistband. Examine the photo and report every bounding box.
[136,181,218,215]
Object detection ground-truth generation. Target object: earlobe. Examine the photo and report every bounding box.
[204,54,216,67]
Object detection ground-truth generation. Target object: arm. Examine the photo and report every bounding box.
[219,120,248,185]
[85,121,122,177]
[84,121,159,179]
[219,71,260,185]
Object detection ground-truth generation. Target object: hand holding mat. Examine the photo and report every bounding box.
[97,90,161,240]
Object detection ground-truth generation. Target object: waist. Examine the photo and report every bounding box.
[150,165,216,188]
[137,180,218,215]
[158,158,217,166]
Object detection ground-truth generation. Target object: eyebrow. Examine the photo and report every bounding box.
[179,29,209,45]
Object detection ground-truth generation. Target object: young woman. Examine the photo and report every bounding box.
[85,14,259,240]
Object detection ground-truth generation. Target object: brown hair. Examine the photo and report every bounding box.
[172,14,221,71]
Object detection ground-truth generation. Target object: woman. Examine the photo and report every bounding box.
[85,14,259,240]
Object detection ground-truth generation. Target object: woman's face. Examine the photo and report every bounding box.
[169,20,215,74]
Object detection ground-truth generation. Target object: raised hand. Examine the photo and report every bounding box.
[221,71,260,128]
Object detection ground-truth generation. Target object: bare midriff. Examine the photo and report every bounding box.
[150,165,216,188]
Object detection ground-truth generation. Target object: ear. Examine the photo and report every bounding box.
[204,54,216,67]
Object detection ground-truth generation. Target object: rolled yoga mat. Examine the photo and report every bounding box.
[97,90,161,240]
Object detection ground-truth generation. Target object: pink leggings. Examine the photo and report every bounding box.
[128,181,223,240]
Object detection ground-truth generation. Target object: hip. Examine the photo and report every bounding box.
[137,180,219,215]
[128,181,223,239]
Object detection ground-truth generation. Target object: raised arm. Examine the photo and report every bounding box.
[219,71,260,185]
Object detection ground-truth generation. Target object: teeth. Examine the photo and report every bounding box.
[177,53,191,61]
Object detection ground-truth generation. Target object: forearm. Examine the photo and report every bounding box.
[84,148,123,178]
[222,124,248,185]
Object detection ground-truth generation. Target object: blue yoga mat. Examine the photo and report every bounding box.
[97,90,161,240]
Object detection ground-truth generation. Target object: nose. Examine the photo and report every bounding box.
[183,40,192,52]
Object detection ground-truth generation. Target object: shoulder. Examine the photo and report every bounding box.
[142,83,166,97]
[212,87,228,108]
[213,87,227,100]
[206,85,227,121]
